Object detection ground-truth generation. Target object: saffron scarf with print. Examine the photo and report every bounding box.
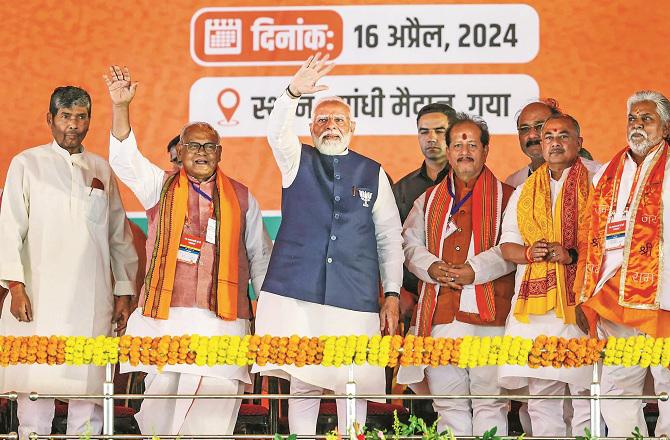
[143,167,241,320]
[415,166,503,337]
[514,159,589,324]
[580,142,667,309]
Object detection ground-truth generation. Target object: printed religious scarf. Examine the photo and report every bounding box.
[415,166,503,337]
[514,159,589,324]
[580,142,667,309]
[143,167,241,320]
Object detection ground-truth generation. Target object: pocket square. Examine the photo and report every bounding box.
[91,177,105,191]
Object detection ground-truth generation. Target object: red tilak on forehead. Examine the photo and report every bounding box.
[462,133,467,140]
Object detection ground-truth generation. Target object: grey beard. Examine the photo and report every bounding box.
[628,130,663,156]
[314,133,351,155]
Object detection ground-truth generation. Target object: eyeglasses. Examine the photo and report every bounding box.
[517,122,545,135]
[181,142,220,154]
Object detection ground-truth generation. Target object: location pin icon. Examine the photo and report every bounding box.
[217,88,240,126]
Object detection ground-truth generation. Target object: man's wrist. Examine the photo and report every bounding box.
[567,248,578,265]
[384,291,400,298]
[286,85,301,99]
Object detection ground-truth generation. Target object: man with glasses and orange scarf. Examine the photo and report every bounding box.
[498,114,598,437]
[578,91,670,438]
[105,66,272,436]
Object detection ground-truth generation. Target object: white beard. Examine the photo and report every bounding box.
[628,128,663,156]
[314,131,351,155]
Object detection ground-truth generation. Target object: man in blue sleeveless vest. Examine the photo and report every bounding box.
[254,53,404,436]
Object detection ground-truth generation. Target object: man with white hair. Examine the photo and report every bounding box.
[254,53,404,435]
[105,65,272,436]
[578,90,670,437]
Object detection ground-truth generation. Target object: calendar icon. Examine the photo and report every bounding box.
[204,18,242,55]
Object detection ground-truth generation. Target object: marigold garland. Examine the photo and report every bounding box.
[0,334,650,370]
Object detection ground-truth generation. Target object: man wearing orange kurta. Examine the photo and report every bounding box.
[578,90,670,438]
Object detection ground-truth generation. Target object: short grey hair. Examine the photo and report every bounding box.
[49,86,92,117]
[627,90,670,124]
[312,96,352,120]
[179,122,220,143]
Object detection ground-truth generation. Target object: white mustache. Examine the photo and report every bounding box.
[320,130,341,141]
[628,128,648,142]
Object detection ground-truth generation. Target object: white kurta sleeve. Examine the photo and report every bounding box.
[267,92,302,188]
[109,130,166,209]
[402,192,442,284]
[0,156,29,286]
[373,168,404,293]
[107,174,139,296]
[245,192,273,295]
[468,245,515,285]
[500,186,525,245]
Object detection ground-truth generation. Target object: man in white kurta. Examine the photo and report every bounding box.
[499,114,600,437]
[0,86,137,439]
[253,54,404,435]
[105,65,272,435]
[398,114,516,436]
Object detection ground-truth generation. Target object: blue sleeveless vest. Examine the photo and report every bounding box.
[262,145,381,312]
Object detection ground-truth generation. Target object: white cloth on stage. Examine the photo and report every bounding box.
[0,141,137,397]
[398,323,507,436]
[17,394,103,440]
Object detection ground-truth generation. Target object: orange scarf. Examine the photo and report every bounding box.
[514,160,590,324]
[415,167,503,337]
[143,168,241,320]
[580,143,667,309]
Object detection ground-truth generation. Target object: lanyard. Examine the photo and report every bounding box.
[447,175,473,217]
[191,181,213,202]
[186,181,214,233]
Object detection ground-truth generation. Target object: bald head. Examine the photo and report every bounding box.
[176,121,222,182]
[517,102,557,163]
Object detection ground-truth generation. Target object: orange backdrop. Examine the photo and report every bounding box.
[1,0,669,212]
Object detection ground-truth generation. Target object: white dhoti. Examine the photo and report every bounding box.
[17,395,102,440]
[499,310,592,437]
[253,292,386,434]
[121,307,250,435]
[398,322,507,436]
[598,318,670,437]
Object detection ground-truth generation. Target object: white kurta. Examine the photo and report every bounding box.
[498,166,594,389]
[253,92,404,395]
[0,141,138,395]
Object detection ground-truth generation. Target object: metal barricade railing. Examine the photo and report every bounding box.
[3,363,670,440]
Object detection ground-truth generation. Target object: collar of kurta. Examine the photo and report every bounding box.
[50,140,88,169]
